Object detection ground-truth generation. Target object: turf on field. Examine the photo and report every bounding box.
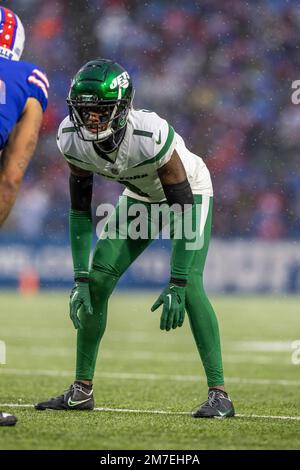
[0,292,300,450]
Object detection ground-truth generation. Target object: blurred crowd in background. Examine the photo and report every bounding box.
[2,0,300,241]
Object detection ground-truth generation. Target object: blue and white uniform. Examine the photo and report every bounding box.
[0,6,49,150]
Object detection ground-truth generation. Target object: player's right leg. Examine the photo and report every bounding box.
[35,196,154,410]
[184,196,234,417]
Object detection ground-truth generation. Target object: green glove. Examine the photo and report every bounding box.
[69,280,93,329]
[151,284,186,331]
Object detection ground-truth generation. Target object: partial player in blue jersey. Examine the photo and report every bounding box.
[0,6,49,426]
[0,6,49,226]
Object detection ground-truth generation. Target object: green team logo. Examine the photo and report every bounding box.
[110,71,130,90]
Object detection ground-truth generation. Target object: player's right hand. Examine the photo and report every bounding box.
[151,283,186,331]
[69,280,93,329]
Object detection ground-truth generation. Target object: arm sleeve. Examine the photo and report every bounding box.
[170,202,197,282]
[159,157,195,282]
[69,174,93,279]
[170,195,211,281]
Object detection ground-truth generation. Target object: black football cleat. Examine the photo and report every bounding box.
[0,411,17,426]
[192,389,235,418]
[35,382,94,411]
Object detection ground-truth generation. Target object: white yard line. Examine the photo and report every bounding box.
[1,330,297,350]
[1,403,300,421]
[236,414,300,421]
[0,367,300,386]
[0,404,33,408]
[232,341,295,352]
[0,329,163,343]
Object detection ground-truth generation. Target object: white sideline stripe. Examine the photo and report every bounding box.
[234,341,294,352]
[237,414,300,421]
[1,368,300,386]
[0,329,165,343]
[0,404,33,408]
[95,407,189,415]
[1,403,300,421]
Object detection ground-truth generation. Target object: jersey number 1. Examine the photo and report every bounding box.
[0,79,6,104]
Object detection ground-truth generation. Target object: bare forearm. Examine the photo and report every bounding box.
[0,99,42,227]
[0,142,36,226]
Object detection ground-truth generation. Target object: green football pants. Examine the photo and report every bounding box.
[76,194,224,387]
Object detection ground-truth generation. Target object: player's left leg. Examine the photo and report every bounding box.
[35,196,155,410]
[76,196,155,383]
[185,195,234,418]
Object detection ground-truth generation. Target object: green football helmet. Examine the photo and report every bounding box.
[67,59,134,144]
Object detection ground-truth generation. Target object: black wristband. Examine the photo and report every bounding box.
[162,179,194,210]
[69,173,93,211]
[170,277,187,287]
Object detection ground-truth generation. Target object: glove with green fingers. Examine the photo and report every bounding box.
[69,279,93,329]
[151,283,186,331]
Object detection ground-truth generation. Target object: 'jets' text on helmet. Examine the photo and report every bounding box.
[67,59,134,145]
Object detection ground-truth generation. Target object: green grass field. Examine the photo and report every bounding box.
[0,292,300,450]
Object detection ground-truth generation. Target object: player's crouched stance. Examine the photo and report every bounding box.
[35,59,234,418]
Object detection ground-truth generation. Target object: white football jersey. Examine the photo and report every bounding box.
[57,108,213,202]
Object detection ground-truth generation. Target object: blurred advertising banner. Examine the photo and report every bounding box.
[0,239,299,293]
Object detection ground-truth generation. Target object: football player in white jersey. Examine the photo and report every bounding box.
[35,59,234,418]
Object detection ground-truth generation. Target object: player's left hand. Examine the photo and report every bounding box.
[151,284,186,331]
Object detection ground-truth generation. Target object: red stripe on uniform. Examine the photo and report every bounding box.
[32,69,50,89]
[28,75,49,99]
